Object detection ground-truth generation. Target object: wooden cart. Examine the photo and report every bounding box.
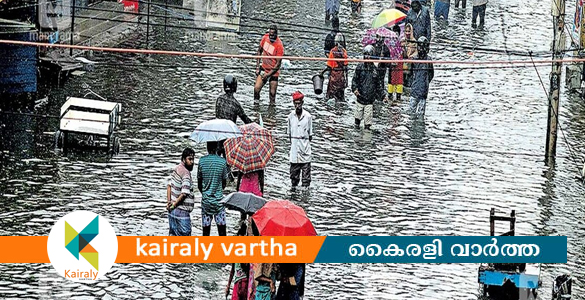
[56,97,122,154]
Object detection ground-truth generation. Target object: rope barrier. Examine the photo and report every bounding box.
[0,39,577,65]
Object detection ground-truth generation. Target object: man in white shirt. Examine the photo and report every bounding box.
[287,91,313,187]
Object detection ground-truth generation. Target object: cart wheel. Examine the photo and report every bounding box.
[113,137,120,154]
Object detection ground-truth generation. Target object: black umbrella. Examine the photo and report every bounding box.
[220,192,267,215]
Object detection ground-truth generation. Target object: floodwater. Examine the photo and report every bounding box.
[1,0,585,298]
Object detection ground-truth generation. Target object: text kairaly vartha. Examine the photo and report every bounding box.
[136,238,298,260]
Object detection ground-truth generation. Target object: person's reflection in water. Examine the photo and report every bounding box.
[288,181,313,202]
[264,102,277,128]
[408,117,427,148]
[385,106,403,140]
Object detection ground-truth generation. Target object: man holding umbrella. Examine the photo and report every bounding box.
[215,74,253,177]
[216,75,253,125]
[287,91,313,188]
[198,141,230,236]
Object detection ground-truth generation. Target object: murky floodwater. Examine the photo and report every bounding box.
[2,0,585,298]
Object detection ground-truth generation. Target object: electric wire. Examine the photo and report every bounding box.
[2,0,560,58]
[0,39,578,65]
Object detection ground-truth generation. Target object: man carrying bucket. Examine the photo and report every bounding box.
[320,33,348,101]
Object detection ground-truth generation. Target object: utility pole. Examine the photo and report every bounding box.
[547,0,566,164]
[70,0,76,56]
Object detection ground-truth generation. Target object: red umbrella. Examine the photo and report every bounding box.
[224,123,275,173]
[252,200,317,236]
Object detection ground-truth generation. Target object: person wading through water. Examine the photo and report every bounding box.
[254,25,285,104]
[321,33,348,101]
[352,45,380,130]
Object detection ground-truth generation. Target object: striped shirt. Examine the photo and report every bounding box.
[168,162,194,212]
[197,154,229,215]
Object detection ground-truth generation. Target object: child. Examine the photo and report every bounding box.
[387,25,405,103]
[409,36,434,118]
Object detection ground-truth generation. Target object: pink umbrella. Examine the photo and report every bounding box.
[361,28,402,59]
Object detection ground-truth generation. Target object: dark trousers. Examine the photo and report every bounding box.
[290,162,311,187]
[455,0,466,8]
[472,4,486,26]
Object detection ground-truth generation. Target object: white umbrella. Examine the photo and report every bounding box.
[189,119,242,143]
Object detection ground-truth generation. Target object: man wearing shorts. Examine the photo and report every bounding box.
[254,25,285,104]
[197,141,229,236]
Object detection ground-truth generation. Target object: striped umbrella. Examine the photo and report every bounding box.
[224,123,275,173]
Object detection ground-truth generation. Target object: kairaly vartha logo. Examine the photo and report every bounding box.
[47,211,118,282]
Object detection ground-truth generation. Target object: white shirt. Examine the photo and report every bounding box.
[287,109,313,163]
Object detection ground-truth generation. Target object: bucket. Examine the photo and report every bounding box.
[312,74,324,95]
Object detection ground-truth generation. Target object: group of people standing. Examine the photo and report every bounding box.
[162,0,494,295]
[319,0,435,126]
[165,73,313,298]
[166,75,314,236]
[164,0,462,241]
[166,139,307,299]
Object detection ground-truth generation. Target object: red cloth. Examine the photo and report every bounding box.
[326,47,348,69]
[232,278,248,300]
[119,0,138,12]
[326,46,347,100]
[259,34,285,77]
[239,172,262,197]
[390,62,404,85]
[292,91,304,101]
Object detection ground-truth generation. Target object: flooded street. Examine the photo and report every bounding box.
[2,0,585,298]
